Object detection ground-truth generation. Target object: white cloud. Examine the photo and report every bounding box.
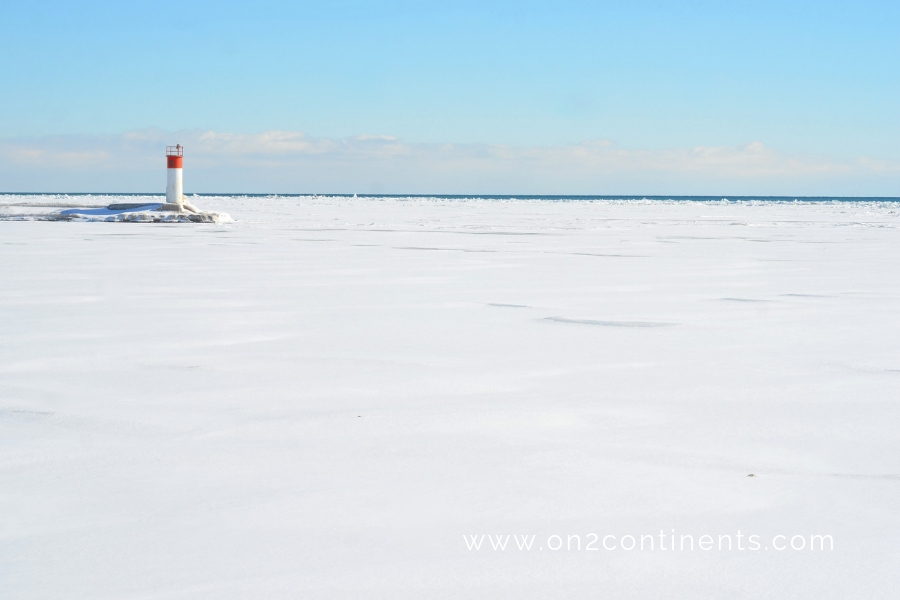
[1,129,898,195]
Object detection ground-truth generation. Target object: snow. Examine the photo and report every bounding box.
[1,196,899,599]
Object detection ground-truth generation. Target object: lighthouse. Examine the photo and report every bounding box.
[166,145,184,207]
[54,142,230,221]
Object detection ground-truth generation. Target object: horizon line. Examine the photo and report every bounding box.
[3,192,900,201]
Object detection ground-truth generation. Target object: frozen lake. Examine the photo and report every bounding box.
[2,196,899,598]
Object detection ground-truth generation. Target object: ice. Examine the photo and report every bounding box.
[0,195,232,223]
[1,196,899,598]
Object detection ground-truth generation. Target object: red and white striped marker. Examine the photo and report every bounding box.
[166,145,184,206]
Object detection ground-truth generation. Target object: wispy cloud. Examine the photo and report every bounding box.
[1,129,898,195]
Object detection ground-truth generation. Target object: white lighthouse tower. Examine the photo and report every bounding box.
[166,145,184,207]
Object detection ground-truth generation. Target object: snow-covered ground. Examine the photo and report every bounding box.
[2,196,899,599]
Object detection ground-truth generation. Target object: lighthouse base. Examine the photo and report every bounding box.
[53,199,232,223]
[2,196,232,223]
[157,200,205,213]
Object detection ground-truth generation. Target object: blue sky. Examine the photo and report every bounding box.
[1,1,898,193]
